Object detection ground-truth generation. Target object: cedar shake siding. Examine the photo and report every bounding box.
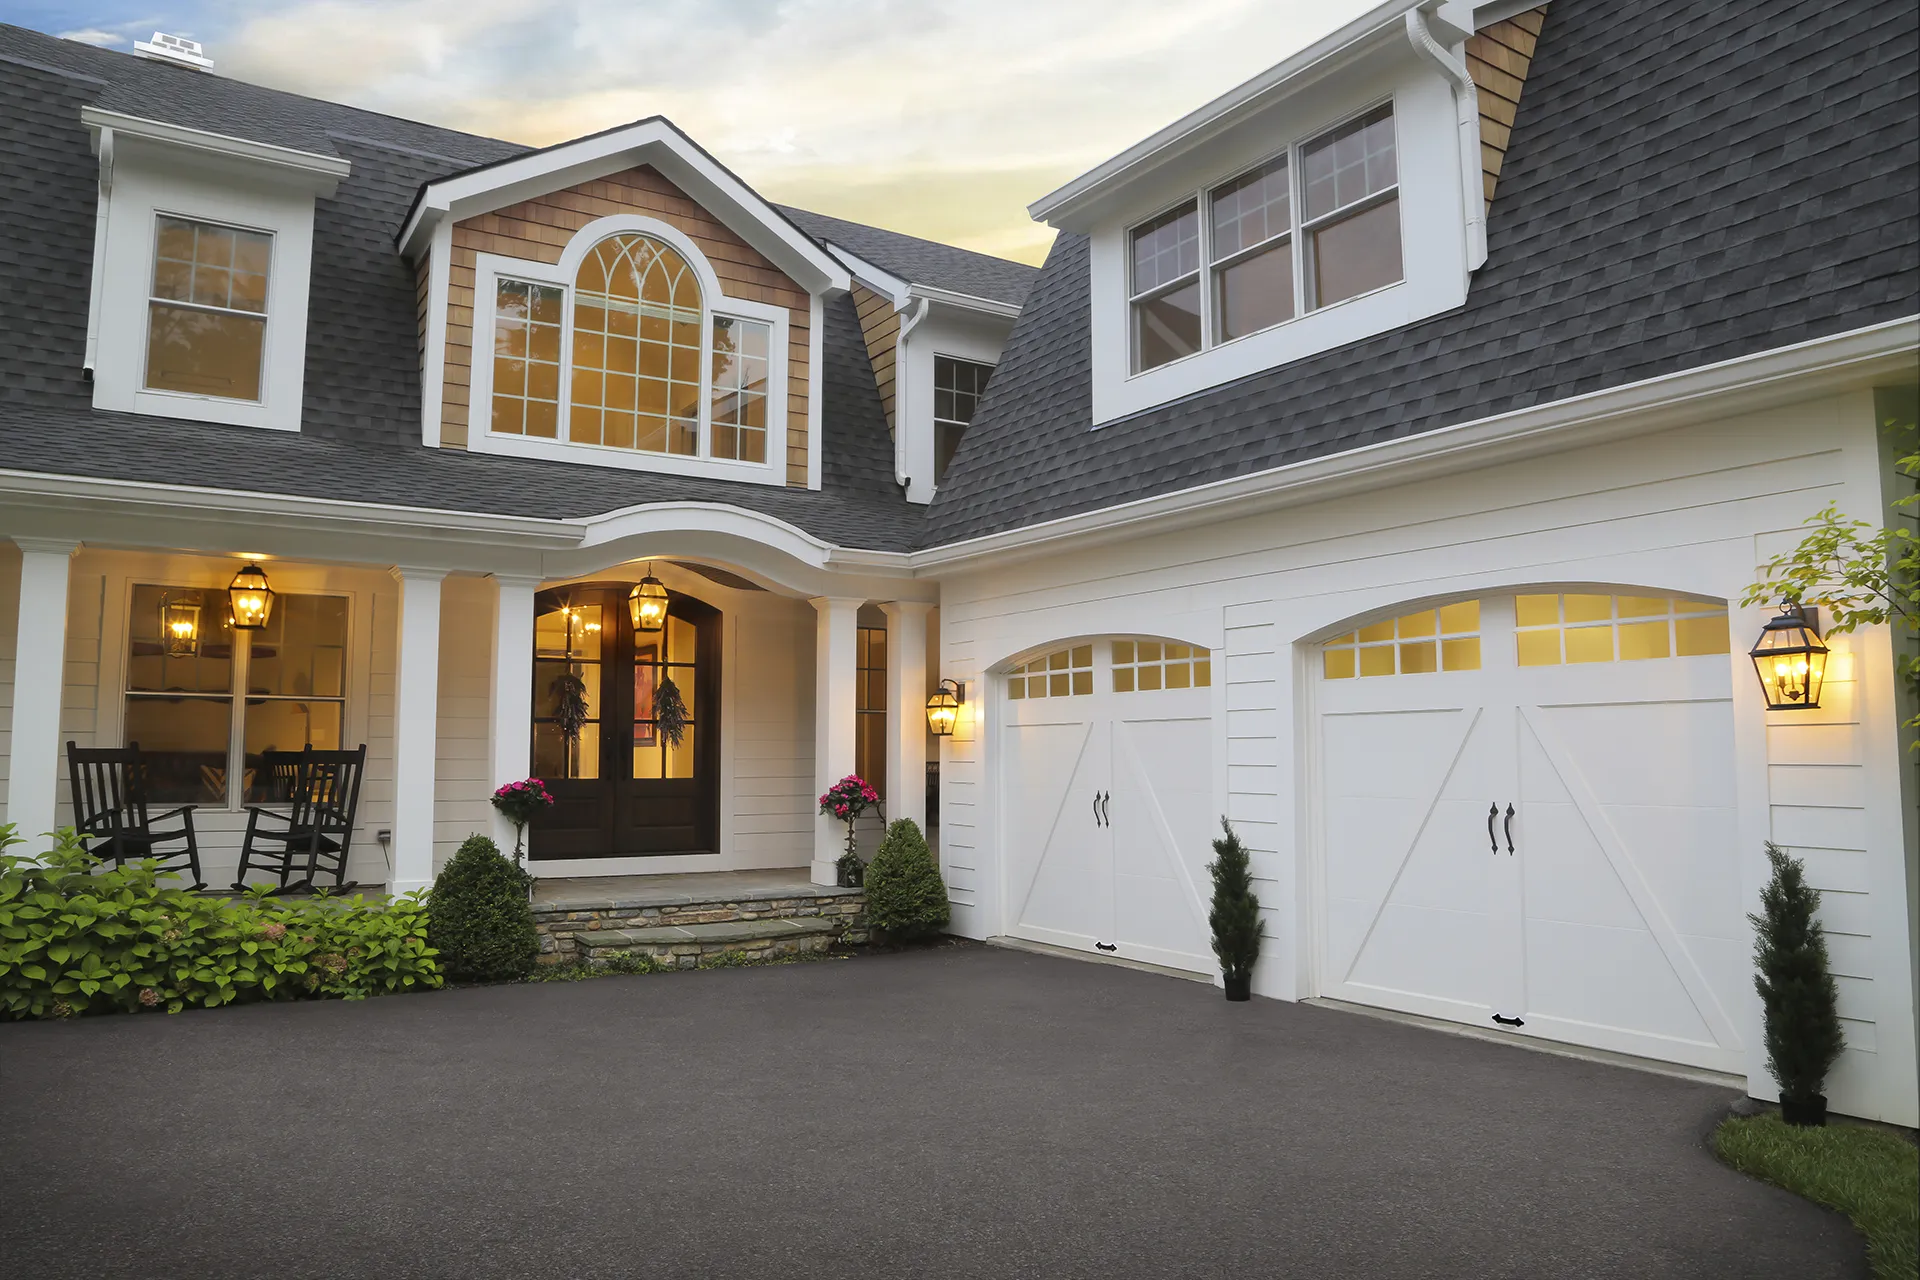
[441,164,814,485]
[1468,7,1548,211]
[852,284,901,437]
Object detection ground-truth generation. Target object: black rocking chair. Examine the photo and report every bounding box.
[65,741,205,889]
[234,744,368,894]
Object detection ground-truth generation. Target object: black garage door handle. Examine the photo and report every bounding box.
[1487,802,1499,853]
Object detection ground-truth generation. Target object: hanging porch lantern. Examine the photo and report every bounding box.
[628,566,669,633]
[926,679,965,736]
[1749,602,1829,710]
[227,562,274,630]
[158,591,201,657]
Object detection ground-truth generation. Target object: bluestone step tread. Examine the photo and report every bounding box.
[575,917,841,948]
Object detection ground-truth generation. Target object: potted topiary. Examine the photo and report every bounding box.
[427,834,539,983]
[817,774,880,887]
[1208,818,1261,1001]
[489,777,554,868]
[1751,842,1845,1125]
[864,818,949,943]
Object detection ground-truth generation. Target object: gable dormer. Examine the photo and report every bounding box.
[400,120,849,489]
[81,107,349,432]
[1030,0,1536,426]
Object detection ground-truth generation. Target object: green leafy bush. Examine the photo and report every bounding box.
[427,834,538,982]
[0,825,438,1019]
[1752,842,1845,1109]
[863,819,949,941]
[1207,818,1262,982]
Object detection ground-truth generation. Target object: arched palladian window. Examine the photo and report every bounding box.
[486,226,775,467]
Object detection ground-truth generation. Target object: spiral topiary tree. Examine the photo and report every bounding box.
[863,818,950,942]
[1208,817,1262,1001]
[1751,842,1844,1124]
[427,834,538,983]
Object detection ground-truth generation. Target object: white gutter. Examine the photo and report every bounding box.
[1405,4,1488,271]
[894,297,931,489]
[82,126,112,379]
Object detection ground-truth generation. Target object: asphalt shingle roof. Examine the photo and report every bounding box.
[778,206,1038,307]
[923,0,1920,547]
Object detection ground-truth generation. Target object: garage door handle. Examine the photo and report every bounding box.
[1093,791,1106,827]
[1099,791,1111,826]
[1492,1013,1525,1027]
[1095,942,1117,952]
[1503,804,1515,855]
[1487,803,1499,853]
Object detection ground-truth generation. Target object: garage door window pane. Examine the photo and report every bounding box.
[1322,600,1481,679]
[1515,595,1730,667]
[1007,645,1093,699]
[1112,638,1210,693]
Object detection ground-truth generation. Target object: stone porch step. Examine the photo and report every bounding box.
[574,916,840,968]
[531,869,868,963]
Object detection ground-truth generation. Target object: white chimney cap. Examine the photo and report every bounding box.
[133,32,214,72]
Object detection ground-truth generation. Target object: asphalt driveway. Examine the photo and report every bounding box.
[0,944,1864,1279]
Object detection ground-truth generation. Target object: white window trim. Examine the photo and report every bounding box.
[1126,97,1401,377]
[1088,65,1472,426]
[102,574,362,813]
[466,214,790,486]
[88,132,324,433]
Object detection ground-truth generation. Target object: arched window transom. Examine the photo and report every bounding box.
[571,234,702,456]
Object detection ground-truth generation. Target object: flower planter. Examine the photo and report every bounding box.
[1779,1093,1828,1127]
[1223,974,1251,1002]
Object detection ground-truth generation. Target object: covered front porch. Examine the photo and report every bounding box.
[0,511,942,899]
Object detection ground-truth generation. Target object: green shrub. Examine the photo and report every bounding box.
[427,834,538,983]
[1207,818,1262,982]
[1751,842,1845,1108]
[0,825,438,1019]
[863,819,949,941]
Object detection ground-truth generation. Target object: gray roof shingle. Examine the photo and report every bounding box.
[923,0,1920,547]
[778,205,1037,307]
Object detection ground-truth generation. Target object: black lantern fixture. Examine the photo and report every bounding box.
[227,562,274,631]
[1749,602,1829,711]
[926,678,965,736]
[158,591,201,657]
[628,565,669,633]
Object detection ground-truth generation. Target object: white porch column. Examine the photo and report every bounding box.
[879,601,932,834]
[5,539,78,846]
[389,568,447,895]
[487,574,541,859]
[810,595,863,886]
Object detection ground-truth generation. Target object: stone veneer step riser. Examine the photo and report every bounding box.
[534,892,868,963]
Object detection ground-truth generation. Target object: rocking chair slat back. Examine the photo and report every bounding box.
[63,741,203,887]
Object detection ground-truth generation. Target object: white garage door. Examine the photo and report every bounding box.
[1317,593,1747,1072]
[1000,640,1216,974]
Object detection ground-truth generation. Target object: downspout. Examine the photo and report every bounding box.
[1405,8,1488,272]
[894,296,930,491]
[83,127,113,380]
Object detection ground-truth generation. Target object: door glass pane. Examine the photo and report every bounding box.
[535,661,601,718]
[534,721,599,780]
[664,723,696,779]
[125,694,232,804]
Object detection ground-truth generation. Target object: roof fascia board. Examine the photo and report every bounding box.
[912,317,1920,572]
[908,283,1023,321]
[80,106,351,193]
[1028,0,1427,229]
[400,121,850,292]
[826,244,910,307]
[823,245,1022,319]
[1471,0,1545,30]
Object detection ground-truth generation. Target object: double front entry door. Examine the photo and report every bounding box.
[527,583,720,860]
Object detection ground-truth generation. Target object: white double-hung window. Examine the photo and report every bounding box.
[1128,103,1402,374]
[144,215,273,402]
[473,217,789,483]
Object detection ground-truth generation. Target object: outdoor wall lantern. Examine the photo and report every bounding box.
[227,563,275,630]
[159,591,201,657]
[1749,602,1829,711]
[628,567,669,633]
[926,679,965,736]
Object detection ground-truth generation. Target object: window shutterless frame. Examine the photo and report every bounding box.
[1121,96,1401,376]
[1126,196,1203,374]
[141,211,274,406]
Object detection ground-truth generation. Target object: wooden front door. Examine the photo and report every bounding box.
[527,583,720,860]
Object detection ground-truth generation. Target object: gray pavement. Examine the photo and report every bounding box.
[0,945,1864,1279]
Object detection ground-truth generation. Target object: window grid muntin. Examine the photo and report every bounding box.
[1124,99,1401,371]
[1515,594,1731,667]
[569,233,704,457]
[1111,639,1211,693]
[123,584,348,809]
[1004,645,1094,700]
[1322,599,1482,680]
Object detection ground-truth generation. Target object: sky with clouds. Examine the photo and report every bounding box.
[19,0,1381,264]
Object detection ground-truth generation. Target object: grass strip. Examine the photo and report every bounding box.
[1713,1113,1918,1280]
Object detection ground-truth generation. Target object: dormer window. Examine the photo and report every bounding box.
[146,216,272,402]
[1126,103,1403,375]
[471,218,788,482]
